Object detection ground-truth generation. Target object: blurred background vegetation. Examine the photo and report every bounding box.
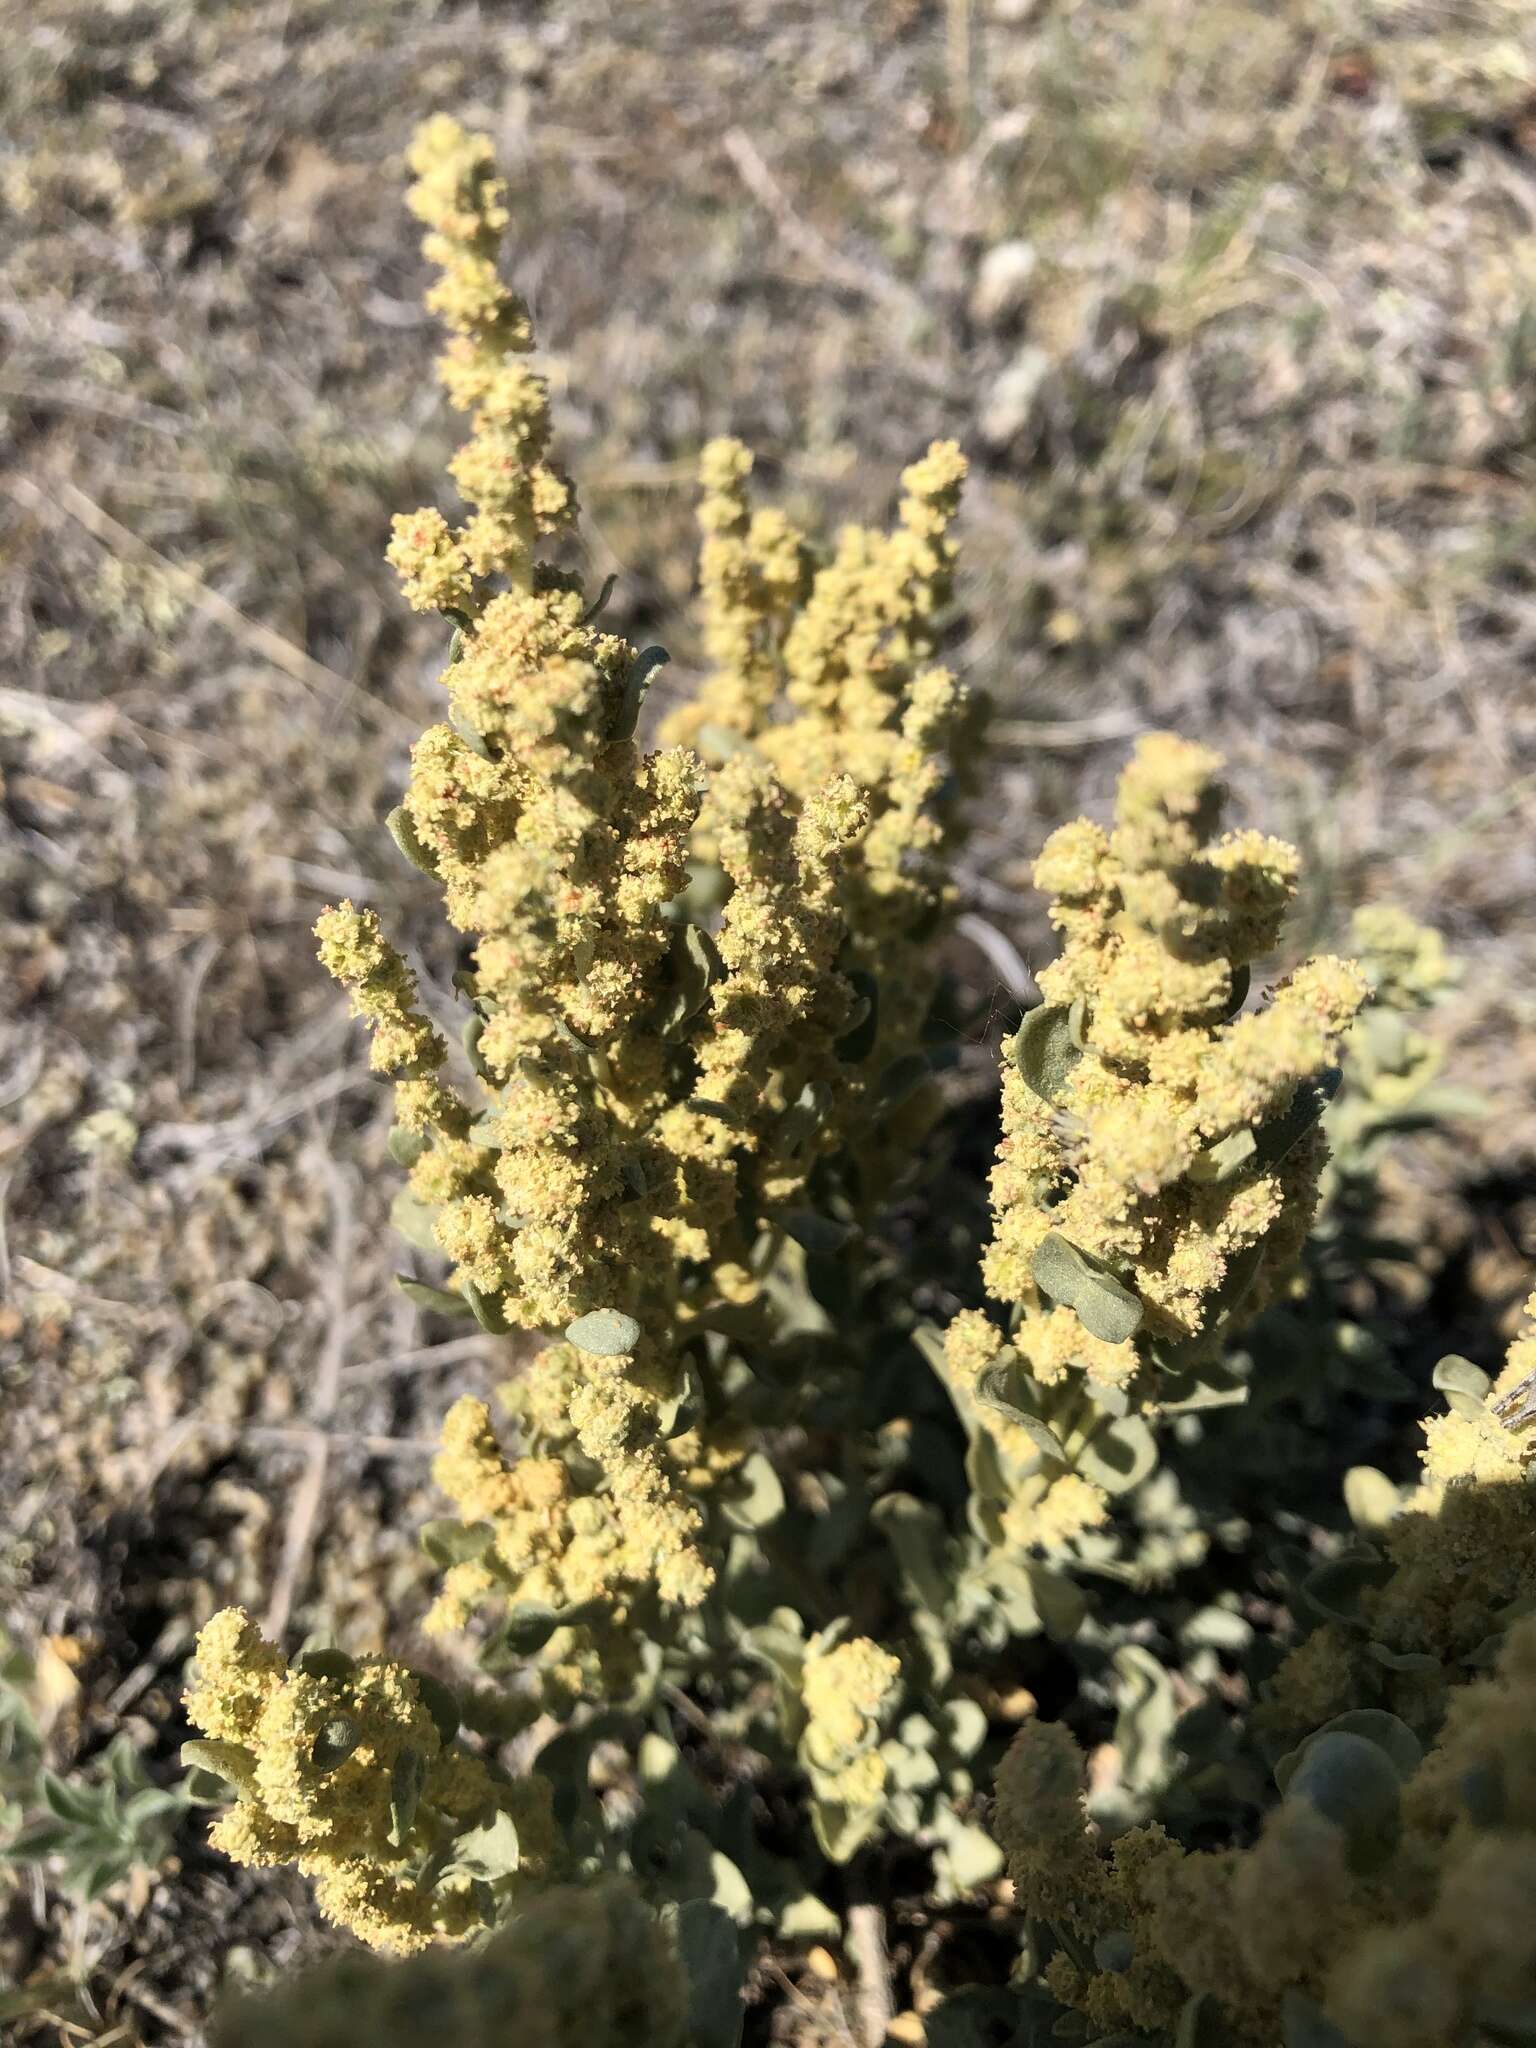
[2,0,1534,2039]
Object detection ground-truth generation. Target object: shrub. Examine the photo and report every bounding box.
[188,118,1536,2045]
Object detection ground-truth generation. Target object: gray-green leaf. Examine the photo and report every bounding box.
[1031,1233,1143,1345]
[386,805,439,875]
[1433,1353,1491,1419]
[566,1308,641,1356]
[419,1519,495,1568]
[311,1716,362,1773]
[673,1898,745,2048]
[612,645,670,740]
[1013,1003,1083,1106]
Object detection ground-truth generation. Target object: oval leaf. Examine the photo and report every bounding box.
[1013,1003,1083,1106]
[612,645,670,740]
[1077,1414,1157,1498]
[782,1211,855,1255]
[566,1308,641,1356]
[450,1805,521,1881]
[420,1519,495,1568]
[721,1450,786,1533]
[389,1746,425,1848]
[1251,1067,1343,1169]
[836,970,880,1063]
[1343,1465,1402,1534]
[412,1672,461,1748]
[386,804,439,875]
[1031,1233,1143,1346]
[179,1739,254,1789]
[311,1716,362,1773]
[395,1274,473,1316]
[1433,1353,1491,1419]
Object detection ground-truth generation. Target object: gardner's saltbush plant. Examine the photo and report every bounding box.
[184,118,1536,2044]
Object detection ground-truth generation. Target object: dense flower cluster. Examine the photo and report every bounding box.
[984,734,1368,1356]
[993,1298,1536,2046]
[184,1608,555,1953]
[196,111,1527,2048]
[312,114,980,1693]
[799,1633,903,1814]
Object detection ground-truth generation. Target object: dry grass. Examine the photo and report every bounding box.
[2,0,1534,2038]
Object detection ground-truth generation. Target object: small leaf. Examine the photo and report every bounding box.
[1189,1126,1257,1184]
[386,1125,429,1169]
[1251,1067,1343,1169]
[1031,1234,1143,1346]
[673,1897,745,2048]
[1433,1353,1491,1419]
[1294,1547,1395,1631]
[721,1451,786,1533]
[943,1699,989,1760]
[395,1274,472,1316]
[878,1051,933,1109]
[178,1739,253,1789]
[419,1519,495,1568]
[1028,1566,1088,1642]
[40,1772,104,1826]
[578,572,618,626]
[660,920,722,1037]
[1280,1991,1351,2048]
[386,805,439,875]
[974,1362,1065,1459]
[566,1308,641,1356]
[778,1891,840,1939]
[687,1097,740,1124]
[1175,1991,1222,2048]
[811,1793,883,1865]
[942,1820,1006,1892]
[183,1767,236,1805]
[1013,1003,1084,1106]
[462,1280,512,1334]
[390,1188,442,1254]
[1365,1642,1439,1674]
[1286,1731,1403,1871]
[1,1819,71,1863]
[495,1605,562,1657]
[1343,1466,1402,1534]
[1113,1647,1179,1795]
[1093,1930,1134,1974]
[449,707,492,759]
[450,1805,521,1880]
[836,971,879,1062]
[612,645,670,740]
[311,1716,362,1773]
[781,1211,854,1255]
[294,1646,355,1682]
[389,1746,425,1849]
[462,1014,493,1079]
[413,1672,461,1748]
[1462,1758,1506,1828]
[1076,1414,1157,1497]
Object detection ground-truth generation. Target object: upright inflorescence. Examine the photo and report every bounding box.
[312,118,980,1691]
[985,735,1367,1359]
[939,738,1368,1560]
[662,434,977,1055]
